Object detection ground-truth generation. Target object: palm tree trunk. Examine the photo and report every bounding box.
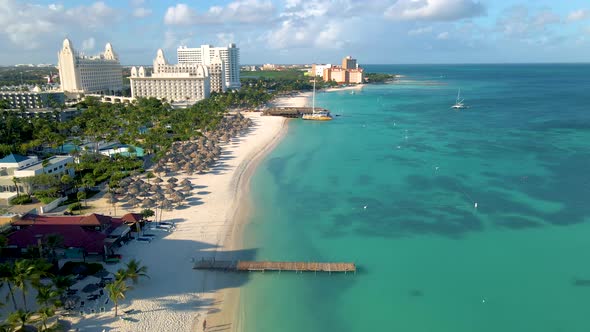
[7,283,17,310]
[114,301,118,316]
[22,290,28,311]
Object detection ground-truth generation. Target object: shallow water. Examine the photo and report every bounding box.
[240,64,590,332]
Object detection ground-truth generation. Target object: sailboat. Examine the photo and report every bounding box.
[451,89,467,109]
[302,79,333,121]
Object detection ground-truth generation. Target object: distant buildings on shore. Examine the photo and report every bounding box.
[130,49,212,104]
[57,39,123,94]
[317,56,364,85]
[177,44,240,90]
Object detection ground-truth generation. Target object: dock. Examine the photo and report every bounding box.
[263,107,330,118]
[193,259,356,274]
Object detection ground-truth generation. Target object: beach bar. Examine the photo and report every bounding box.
[194,259,356,274]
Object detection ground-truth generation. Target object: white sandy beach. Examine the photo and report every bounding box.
[62,112,288,332]
[323,84,364,93]
[70,91,309,331]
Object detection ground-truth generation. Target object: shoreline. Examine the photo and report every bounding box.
[61,113,288,332]
[205,115,289,332]
[61,93,309,332]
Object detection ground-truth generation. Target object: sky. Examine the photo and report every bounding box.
[0,0,589,65]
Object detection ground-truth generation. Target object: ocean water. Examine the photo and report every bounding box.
[239,64,590,332]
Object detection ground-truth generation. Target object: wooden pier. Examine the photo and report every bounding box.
[263,107,330,118]
[193,259,356,274]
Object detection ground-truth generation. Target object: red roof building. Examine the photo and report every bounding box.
[8,213,130,257]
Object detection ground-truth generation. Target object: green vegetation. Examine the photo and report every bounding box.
[107,259,149,317]
[0,66,56,87]
[365,72,396,83]
[9,195,32,205]
[240,69,307,80]
[0,256,149,329]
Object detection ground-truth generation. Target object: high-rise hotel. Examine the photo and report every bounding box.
[129,49,211,104]
[57,39,123,94]
[177,44,240,90]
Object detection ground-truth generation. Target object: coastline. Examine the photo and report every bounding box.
[63,113,287,332]
[61,93,309,332]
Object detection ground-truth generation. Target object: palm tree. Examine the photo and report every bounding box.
[50,275,73,298]
[123,259,149,285]
[35,284,60,308]
[105,279,130,317]
[0,263,18,310]
[7,309,38,332]
[37,306,55,331]
[42,234,63,263]
[12,260,36,311]
[12,176,21,197]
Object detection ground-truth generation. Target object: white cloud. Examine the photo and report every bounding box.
[437,31,449,39]
[567,9,589,22]
[133,7,152,18]
[497,6,561,38]
[81,37,96,51]
[0,1,116,50]
[164,0,275,25]
[164,4,193,25]
[385,0,486,21]
[408,26,433,35]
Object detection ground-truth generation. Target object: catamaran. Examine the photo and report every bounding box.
[302,79,333,121]
[451,89,467,109]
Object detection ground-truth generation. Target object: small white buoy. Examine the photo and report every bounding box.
[363,205,367,210]
[435,166,439,171]
[474,202,478,208]
[397,146,401,149]
[482,298,486,303]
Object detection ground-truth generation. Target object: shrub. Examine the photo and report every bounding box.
[68,202,82,211]
[10,195,32,205]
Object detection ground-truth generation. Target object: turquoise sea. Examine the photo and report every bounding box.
[239,64,590,332]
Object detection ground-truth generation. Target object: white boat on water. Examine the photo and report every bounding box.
[302,79,333,121]
[451,89,467,109]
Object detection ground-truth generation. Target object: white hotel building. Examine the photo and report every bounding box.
[57,39,123,94]
[129,49,211,104]
[177,44,240,90]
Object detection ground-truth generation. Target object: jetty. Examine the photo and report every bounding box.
[263,107,330,118]
[193,259,356,274]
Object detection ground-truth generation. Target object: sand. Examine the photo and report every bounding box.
[323,84,365,93]
[63,112,288,332]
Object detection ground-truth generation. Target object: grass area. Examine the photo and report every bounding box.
[60,189,100,206]
[240,70,307,80]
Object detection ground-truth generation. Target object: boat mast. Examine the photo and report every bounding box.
[312,79,316,114]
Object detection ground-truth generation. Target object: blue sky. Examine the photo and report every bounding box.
[0,0,589,65]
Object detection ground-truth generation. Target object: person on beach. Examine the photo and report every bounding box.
[203,319,207,331]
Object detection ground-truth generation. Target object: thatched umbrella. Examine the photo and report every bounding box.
[115,187,126,195]
[128,197,141,209]
[149,184,160,193]
[167,176,179,184]
[153,192,166,202]
[142,198,156,209]
[165,188,176,196]
[180,184,192,193]
[153,177,163,184]
[128,187,140,196]
[180,178,192,186]
[165,183,176,190]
